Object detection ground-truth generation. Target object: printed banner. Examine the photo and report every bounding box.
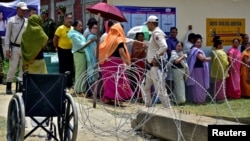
[206,18,245,46]
[0,0,40,37]
[116,6,176,37]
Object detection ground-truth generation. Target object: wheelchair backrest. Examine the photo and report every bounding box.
[22,72,68,117]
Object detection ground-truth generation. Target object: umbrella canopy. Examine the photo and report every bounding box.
[86,2,127,22]
[126,25,151,41]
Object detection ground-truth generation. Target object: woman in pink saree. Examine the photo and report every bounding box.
[98,23,133,105]
[226,38,242,99]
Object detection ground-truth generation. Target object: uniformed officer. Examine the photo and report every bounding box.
[141,15,172,108]
[41,9,56,52]
[57,5,66,27]
[4,2,28,94]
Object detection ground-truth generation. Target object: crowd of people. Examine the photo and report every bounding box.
[1,2,250,108]
[2,2,59,94]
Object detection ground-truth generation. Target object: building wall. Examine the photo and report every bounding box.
[107,0,250,46]
[41,0,104,26]
[41,0,82,23]
[73,0,82,21]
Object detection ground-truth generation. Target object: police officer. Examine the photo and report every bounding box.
[41,9,56,52]
[4,2,28,94]
[141,15,172,108]
[57,5,66,27]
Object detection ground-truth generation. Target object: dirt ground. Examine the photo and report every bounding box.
[0,84,155,141]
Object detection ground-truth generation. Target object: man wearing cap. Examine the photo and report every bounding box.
[41,9,56,52]
[57,5,66,27]
[4,2,28,94]
[141,15,171,108]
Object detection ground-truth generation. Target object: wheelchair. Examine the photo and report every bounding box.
[6,71,78,141]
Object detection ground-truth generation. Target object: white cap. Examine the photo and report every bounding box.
[16,2,28,10]
[144,15,158,24]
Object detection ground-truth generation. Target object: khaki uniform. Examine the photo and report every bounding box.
[4,15,28,82]
[141,27,171,108]
[42,18,56,52]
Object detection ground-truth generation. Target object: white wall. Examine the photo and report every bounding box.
[108,0,249,47]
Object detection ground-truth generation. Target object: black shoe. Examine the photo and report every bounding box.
[6,82,12,94]
[6,89,12,94]
[0,74,3,84]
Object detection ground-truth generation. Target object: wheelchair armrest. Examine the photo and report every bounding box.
[16,77,23,82]
[16,77,23,93]
[64,71,71,76]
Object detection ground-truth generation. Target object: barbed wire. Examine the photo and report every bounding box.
[73,53,249,140]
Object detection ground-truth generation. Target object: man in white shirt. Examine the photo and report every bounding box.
[141,15,171,108]
[4,2,28,94]
[183,25,195,55]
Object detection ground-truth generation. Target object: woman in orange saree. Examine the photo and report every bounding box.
[240,42,250,98]
[99,23,133,105]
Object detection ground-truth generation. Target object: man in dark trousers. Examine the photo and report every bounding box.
[4,2,28,94]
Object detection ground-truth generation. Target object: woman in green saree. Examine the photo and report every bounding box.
[21,14,48,74]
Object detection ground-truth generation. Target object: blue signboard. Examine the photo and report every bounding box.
[0,0,39,37]
[116,6,176,36]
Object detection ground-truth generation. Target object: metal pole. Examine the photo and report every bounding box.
[50,0,55,20]
[93,13,101,108]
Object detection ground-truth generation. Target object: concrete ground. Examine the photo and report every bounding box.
[2,83,240,141]
[0,84,155,141]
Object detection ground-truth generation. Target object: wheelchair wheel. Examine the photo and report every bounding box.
[58,93,78,141]
[7,94,25,141]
